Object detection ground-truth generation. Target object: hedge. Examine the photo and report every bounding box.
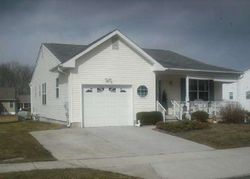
[156,120,210,133]
[191,111,209,122]
[136,111,163,125]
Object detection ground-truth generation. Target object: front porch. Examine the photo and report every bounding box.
[156,71,239,121]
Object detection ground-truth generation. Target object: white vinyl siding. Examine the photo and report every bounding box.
[223,69,250,110]
[69,38,156,124]
[30,45,68,121]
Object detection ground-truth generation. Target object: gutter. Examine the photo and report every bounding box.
[165,67,242,74]
[57,65,67,74]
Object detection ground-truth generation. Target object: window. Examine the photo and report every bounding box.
[246,91,250,100]
[56,78,59,98]
[120,88,126,93]
[229,92,233,100]
[39,85,41,96]
[42,83,46,105]
[24,103,30,108]
[137,85,148,97]
[86,88,93,93]
[189,80,209,101]
[97,88,104,93]
[109,87,116,93]
[10,102,13,108]
[112,37,119,50]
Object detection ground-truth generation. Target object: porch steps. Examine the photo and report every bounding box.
[165,115,178,122]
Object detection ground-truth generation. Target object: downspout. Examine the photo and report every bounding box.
[66,117,71,128]
[58,65,71,128]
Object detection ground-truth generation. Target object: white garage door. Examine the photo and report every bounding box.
[83,85,132,127]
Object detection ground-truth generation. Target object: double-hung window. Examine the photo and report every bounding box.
[229,92,233,100]
[189,80,209,101]
[42,83,46,105]
[246,91,250,100]
[56,78,59,98]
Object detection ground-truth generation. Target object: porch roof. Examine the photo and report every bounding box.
[144,49,241,73]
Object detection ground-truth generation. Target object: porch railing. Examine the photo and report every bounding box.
[171,100,238,119]
[189,101,238,116]
[171,100,183,120]
[156,100,166,122]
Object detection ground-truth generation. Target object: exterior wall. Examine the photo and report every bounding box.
[222,82,238,101]
[214,82,223,101]
[157,75,182,103]
[31,46,69,122]
[238,70,250,111]
[69,38,156,124]
[223,69,250,111]
[0,101,16,115]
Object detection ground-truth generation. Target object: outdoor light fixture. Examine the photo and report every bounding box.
[105,78,112,84]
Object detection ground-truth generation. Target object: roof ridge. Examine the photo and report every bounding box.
[43,42,88,46]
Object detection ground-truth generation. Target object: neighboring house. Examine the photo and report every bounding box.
[223,69,250,111]
[30,29,241,127]
[0,87,17,115]
[17,95,31,110]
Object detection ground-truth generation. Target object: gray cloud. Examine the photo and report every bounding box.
[0,0,249,71]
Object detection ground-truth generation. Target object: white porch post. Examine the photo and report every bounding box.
[185,76,190,111]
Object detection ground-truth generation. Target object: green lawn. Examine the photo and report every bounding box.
[158,123,250,149]
[0,168,140,179]
[0,120,64,163]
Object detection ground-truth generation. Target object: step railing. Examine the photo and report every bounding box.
[171,100,184,120]
[156,101,167,122]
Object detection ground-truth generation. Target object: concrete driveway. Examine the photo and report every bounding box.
[31,126,212,160]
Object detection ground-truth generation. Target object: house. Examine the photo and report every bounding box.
[0,87,17,115]
[17,95,31,110]
[30,29,241,127]
[223,69,250,111]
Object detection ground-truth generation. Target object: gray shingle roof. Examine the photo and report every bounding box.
[43,43,89,63]
[43,42,240,73]
[43,29,118,64]
[17,95,30,103]
[143,48,239,72]
[0,87,16,100]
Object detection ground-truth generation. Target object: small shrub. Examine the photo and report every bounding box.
[136,111,163,125]
[156,120,210,133]
[220,103,245,123]
[191,111,209,122]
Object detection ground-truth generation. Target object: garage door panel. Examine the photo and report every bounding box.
[83,86,132,127]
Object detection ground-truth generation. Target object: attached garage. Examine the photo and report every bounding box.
[82,85,133,127]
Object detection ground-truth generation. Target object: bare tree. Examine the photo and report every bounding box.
[0,62,33,95]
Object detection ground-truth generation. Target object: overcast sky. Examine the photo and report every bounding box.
[0,0,249,71]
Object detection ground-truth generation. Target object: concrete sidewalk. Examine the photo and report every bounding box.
[1,147,250,179]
